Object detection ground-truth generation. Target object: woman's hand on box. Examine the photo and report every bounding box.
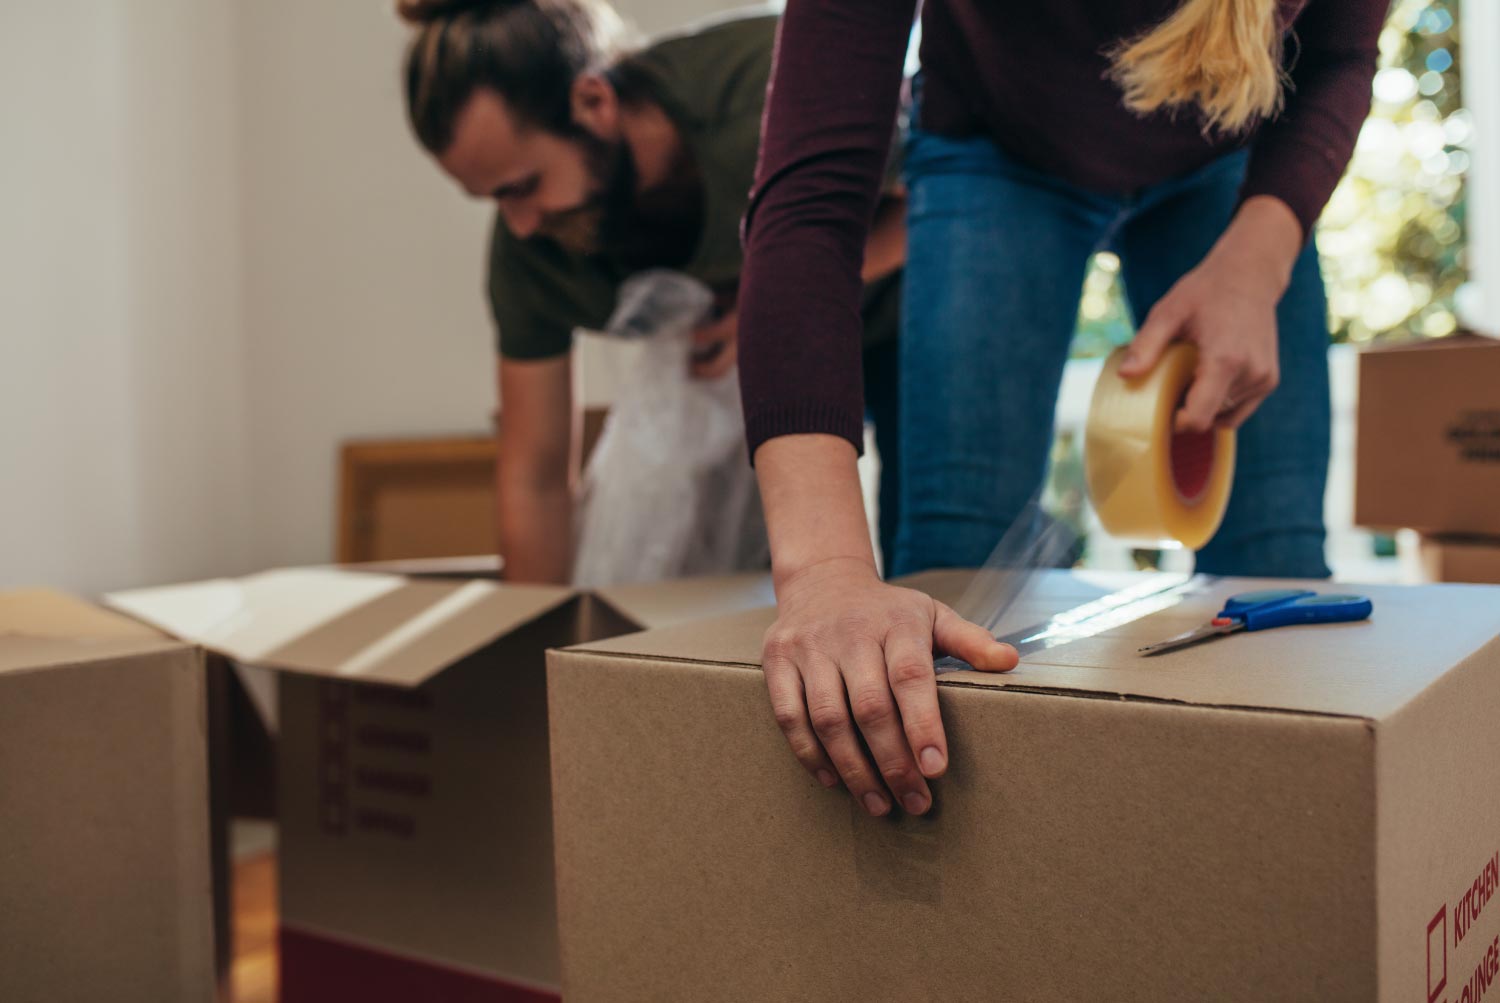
[761,557,1018,816]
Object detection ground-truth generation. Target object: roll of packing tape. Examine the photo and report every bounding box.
[1084,343,1235,551]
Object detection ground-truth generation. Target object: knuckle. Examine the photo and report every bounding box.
[762,629,800,663]
[883,608,922,635]
[849,689,895,728]
[789,737,825,765]
[888,658,933,690]
[902,712,940,741]
[771,702,804,734]
[807,701,849,737]
[878,761,920,789]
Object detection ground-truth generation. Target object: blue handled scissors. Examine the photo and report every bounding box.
[1137,588,1373,656]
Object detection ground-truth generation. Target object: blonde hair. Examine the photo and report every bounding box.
[1107,0,1288,136]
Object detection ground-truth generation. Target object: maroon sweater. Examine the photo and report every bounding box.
[738,0,1384,458]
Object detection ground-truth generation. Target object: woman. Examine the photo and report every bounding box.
[737,0,1385,817]
[398,0,906,584]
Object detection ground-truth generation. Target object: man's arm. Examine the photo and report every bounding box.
[495,354,576,583]
[691,198,907,381]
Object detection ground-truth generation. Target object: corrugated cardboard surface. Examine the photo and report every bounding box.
[550,656,1378,1000]
[194,569,772,996]
[0,587,168,640]
[343,554,504,579]
[549,572,1500,1000]
[1419,535,1500,584]
[278,603,582,992]
[0,587,179,677]
[1355,334,1500,535]
[577,571,1500,721]
[593,572,775,632]
[0,611,215,1003]
[1376,636,1500,1002]
[107,568,575,686]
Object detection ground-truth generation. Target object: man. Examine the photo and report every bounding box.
[399,0,905,581]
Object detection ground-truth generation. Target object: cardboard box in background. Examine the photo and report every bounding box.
[337,408,607,565]
[0,591,217,1003]
[109,567,774,1003]
[1419,534,1500,584]
[549,570,1500,1001]
[1356,332,1500,535]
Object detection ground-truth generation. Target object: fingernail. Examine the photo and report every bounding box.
[862,792,890,816]
[816,769,837,789]
[902,792,930,815]
[1121,351,1138,367]
[919,746,945,775]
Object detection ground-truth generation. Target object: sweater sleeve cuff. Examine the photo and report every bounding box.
[744,403,867,466]
[1237,174,1323,244]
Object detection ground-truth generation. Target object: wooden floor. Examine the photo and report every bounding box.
[232,852,279,1003]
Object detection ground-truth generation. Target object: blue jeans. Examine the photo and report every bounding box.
[892,126,1332,579]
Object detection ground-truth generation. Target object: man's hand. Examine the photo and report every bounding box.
[690,310,738,379]
[1117,195,1301,432]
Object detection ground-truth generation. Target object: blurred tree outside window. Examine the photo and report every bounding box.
[1072,0,1468,353]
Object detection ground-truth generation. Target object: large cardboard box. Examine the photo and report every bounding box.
[1356,333,1500,535]
[109,567,773,1002]
[550,570,1500,1001]
[1419,535,1500,584]
[0,590,217,1003]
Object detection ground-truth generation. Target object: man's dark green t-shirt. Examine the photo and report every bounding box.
[488,12,900,360]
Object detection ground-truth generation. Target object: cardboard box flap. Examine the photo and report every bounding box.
[0,588,185,677]
[593,572,776,631]
[1361,330,1498,353]
[569,569,1149,664]
[572,573,1500,722]
[571,570,1145,663]
[0,634,190,677]
[105,568,575,686]
[340,554,503,579]
[0,588,168,640]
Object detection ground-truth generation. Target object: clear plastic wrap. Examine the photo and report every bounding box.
[572,271,770,587]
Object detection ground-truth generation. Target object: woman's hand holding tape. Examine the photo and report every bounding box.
[764,556,1019,818]
[1117,195,1303,432]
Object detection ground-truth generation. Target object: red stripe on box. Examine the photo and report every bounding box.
[279,926,560,1003]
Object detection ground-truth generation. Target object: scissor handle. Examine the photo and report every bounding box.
[1219,589,1316,617]
[1239,593,1374,632]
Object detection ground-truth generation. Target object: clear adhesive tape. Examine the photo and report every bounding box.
[1084,343,1235,551]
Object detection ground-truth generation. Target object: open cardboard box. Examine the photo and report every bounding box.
[106,566,774,1002]
[549,569,1500,1001]
[0,590,217,1003]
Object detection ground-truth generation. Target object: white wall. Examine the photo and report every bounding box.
[236,1,497,570]
[0,1,253,595]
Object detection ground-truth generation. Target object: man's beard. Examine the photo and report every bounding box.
[539,129,704,270]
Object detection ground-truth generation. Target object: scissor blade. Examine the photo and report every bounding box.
[1138,622,1239,656]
